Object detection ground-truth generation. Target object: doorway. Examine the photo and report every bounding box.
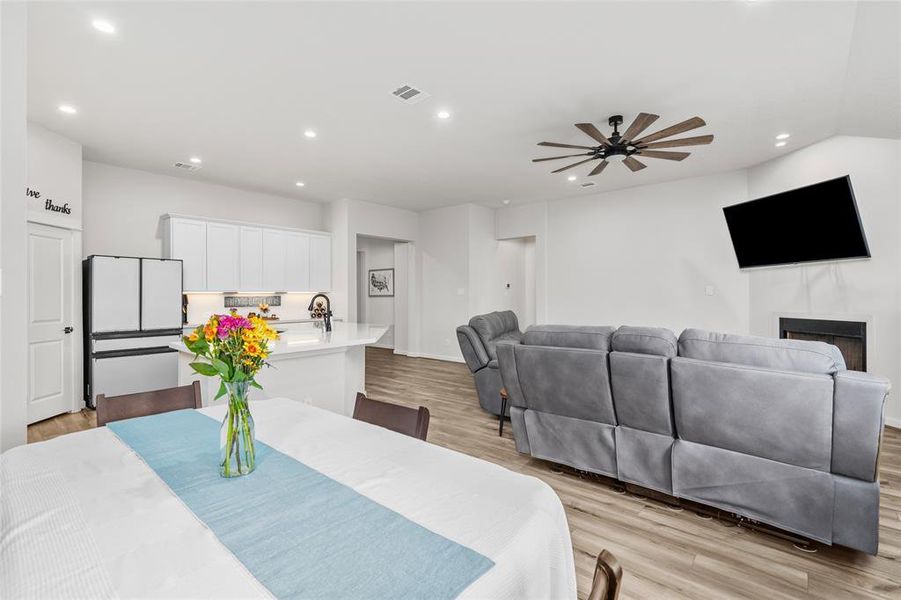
[357,236,398,349]
[27,223,77,423]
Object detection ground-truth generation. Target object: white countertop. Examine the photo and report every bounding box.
[170,322,388,358]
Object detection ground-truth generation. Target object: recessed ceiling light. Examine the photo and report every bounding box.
[567,175,577,182]
[189,157,202,164]
[304,130,317,139]
[436,110,451,120]
[776,133,791,140]
[502,199,511,205]
[295,181,305,187]
[58,104,77,114]
[775,141,787,148]
[91,19,115,34]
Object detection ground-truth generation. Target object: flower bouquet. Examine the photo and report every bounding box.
[183,314,279,477]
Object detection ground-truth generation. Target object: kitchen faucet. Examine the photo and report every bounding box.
[307,293,332,332]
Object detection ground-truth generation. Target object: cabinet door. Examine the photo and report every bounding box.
[239,227,263,291]
[309,234,332,292]
[206,223,239,291]
[285,233,311,292]
[169,219,207,291]
[262,229,287,291]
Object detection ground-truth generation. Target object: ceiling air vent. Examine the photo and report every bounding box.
[580,181,596,188]
[390,83,430,105]
[174,162,201,172]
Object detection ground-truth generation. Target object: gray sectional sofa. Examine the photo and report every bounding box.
[496,324,890,554]
[456,311,523,415]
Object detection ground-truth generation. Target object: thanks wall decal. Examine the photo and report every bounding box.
[26,187,72,215]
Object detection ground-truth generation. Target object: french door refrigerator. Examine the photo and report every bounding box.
[83,255,184,408]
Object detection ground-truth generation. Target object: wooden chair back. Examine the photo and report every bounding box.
[587,549,623,600]
[352,393,430,441]
[96,381,203,427]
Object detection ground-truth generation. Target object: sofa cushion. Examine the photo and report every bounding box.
[612,326,677,357]
[523,325,615,351]
[678,328,846,374]
[671,357,834,471]
[610,352,674,435]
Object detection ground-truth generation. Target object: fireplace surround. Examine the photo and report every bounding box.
[779,317,866,371]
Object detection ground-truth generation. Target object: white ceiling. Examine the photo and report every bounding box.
[27,1,900,211]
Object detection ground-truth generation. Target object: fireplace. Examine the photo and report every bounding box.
[779,317,866,371]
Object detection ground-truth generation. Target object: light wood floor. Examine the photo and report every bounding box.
[29,348,901,599]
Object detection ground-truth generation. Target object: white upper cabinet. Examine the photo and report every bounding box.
[309,234,332,292]
[239,227,263,291]
[167,218,207,291]
[206,223,240,291]
[165,215,331,293]
[285,232,311,292]
[262,229,287,291]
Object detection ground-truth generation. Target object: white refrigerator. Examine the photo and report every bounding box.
[83,256,184,408]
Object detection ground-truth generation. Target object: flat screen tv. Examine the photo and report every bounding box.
[723,176,870,269]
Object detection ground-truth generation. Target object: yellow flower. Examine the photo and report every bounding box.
[187,332,199,343]
[243,358,254,366]
[244,341,262,357]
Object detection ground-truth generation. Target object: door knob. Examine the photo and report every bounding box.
[63,326,74,334]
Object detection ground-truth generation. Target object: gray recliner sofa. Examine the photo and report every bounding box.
[497,325,890,554]
[456,311,523,415]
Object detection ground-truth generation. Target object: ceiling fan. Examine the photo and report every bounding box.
[533,113,713,176]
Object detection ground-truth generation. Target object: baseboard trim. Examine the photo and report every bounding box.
[886,417,901,430]
[394,350,464,363]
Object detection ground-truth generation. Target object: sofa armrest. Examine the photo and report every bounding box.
[832,371,890,481]
[456,326,490,373]
[497,342,526,408]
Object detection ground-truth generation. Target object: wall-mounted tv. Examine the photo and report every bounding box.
[723,175,870,269]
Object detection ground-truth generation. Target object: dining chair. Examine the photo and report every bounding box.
[352,392,430,441]
[96,381,203,427]
[587,549,623,600]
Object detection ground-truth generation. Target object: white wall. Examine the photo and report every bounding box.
[419,204,470,360]
[27,123,82,229]
[545,170,751,334]
[0,1,28,450]
[357,236,396,348]
[82,161,324,258]
[746,136,901,423]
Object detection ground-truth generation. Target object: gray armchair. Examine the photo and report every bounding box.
[456,311,522,415]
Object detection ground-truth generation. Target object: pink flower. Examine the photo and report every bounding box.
[215,314,253,339]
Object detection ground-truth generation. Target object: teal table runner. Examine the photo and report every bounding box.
[107,410,493,599]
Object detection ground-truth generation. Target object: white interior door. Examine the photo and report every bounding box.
[27,223,75,424]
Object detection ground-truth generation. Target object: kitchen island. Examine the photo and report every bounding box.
[170,322,388,416]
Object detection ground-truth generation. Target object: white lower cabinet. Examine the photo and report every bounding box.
[165,215,331,293]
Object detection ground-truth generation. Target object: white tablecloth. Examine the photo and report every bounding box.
[1,398,576,599]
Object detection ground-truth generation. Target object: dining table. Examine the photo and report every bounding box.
[1,398,577,599]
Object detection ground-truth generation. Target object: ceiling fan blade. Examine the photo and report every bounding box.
[620,113,660,142]
[551,157,599,174]
[636,150,691,161]
[574,123,610,146]
[638,135,714,149]
[622,156,647,172]
[633,116,706,144]
[532,152,594,163]
[538,141,597,150]
[588,160,609,176]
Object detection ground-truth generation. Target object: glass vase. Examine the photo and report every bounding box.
[220,381,256,477]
